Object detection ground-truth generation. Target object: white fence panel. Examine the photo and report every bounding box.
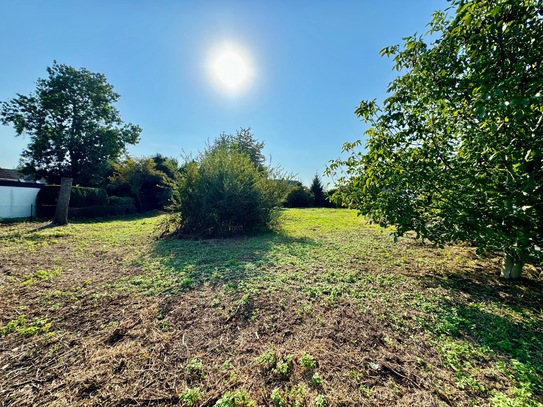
[0,186,41,219]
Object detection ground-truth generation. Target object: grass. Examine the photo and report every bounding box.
[0,208,542,406]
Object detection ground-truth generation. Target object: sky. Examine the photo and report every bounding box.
[0,0,450,187]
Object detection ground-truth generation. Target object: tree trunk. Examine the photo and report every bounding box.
[501,253,523,279]
[54,177,73,225]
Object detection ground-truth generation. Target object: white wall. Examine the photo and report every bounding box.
[0,185,41,218]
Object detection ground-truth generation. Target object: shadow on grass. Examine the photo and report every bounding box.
[149,229,319,290]
[420,271,543,398]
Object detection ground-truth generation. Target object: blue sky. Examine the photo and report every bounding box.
[0,0,449,187]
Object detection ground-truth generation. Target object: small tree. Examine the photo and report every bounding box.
[310,174,327,207]
[166,137,287,238]
[108,157,166,211]
[0,62,141,186]
[327,0,543,279]
[283,183,313,208]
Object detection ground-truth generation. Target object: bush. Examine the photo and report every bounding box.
[283,185,313,208]
[166,148,285,238]
[107,196,136,206]
[37,185,107,208]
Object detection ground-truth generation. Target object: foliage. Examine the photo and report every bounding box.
[108,156,173,211]
[0,62,141,186]
[327,0,543,278]
[0,315,51,337]
[209,128,266,171]
[324,188,344,208]
[179,387,202,406]
[283,183,313,208]
[165,139,287,238]
[300,353,317,371]
[107,196,136,206]
[310,174,327,207]
[214,390,256,407]
[37,185,108,207]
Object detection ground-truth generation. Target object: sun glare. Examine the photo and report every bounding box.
[209,43,253,93]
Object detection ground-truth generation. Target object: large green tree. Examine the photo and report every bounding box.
[327,0,543,279]
[108,154,180,211]
[0,62,141,186]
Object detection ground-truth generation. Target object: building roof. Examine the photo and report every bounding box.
[0,168,41,183]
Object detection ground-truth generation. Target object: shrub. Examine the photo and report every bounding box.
[107,196,136,206]
[37,185,108,207]
[167,147,286,238]
[283,185,313,208]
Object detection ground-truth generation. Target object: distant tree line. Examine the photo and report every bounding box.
[1,61,339,234]
[283,175,339,208]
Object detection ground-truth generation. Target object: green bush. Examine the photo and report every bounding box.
[283,185,313,208]
[37,185,107,208]
[167,148,285,238]
[107,196,136,206]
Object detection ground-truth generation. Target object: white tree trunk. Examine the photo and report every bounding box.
[501,253,523,279]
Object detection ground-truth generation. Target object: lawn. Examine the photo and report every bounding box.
[0,209,542,406]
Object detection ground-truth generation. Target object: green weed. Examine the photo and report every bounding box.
[300,352,316,371]
[0,315,52,337]
[214,390,256,407]
[179,387,202,406]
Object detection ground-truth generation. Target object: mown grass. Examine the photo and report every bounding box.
[0,209,542,406]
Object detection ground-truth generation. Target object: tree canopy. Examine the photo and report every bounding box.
[108,154,180,211]
[327,0,543,279]
[310,174,327,207]
[209,128,266,171]
[0,62,141,186]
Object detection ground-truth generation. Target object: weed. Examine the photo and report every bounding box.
[359,384,372,396]
[179,387,202,406]
[22,266,62,286]
[271,388,284,407]
[300,352,317,371]
[0,315,51,337]
[314,394,327,407]
[185,357,205,380]
[214,390,256,407]
[311,372,323,387]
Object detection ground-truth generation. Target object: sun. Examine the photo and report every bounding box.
[209,43,253,93]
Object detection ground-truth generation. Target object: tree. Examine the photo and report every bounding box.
[327,0,543,279]
[209,128,266,171]
[283,182,313,208]
[164,136,288,238]
[53,177,73,225]
[310,174,327,207]
[0,62,141,186]
[108,157,167,211]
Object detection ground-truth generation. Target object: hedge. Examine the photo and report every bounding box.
[37,185,108,208]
